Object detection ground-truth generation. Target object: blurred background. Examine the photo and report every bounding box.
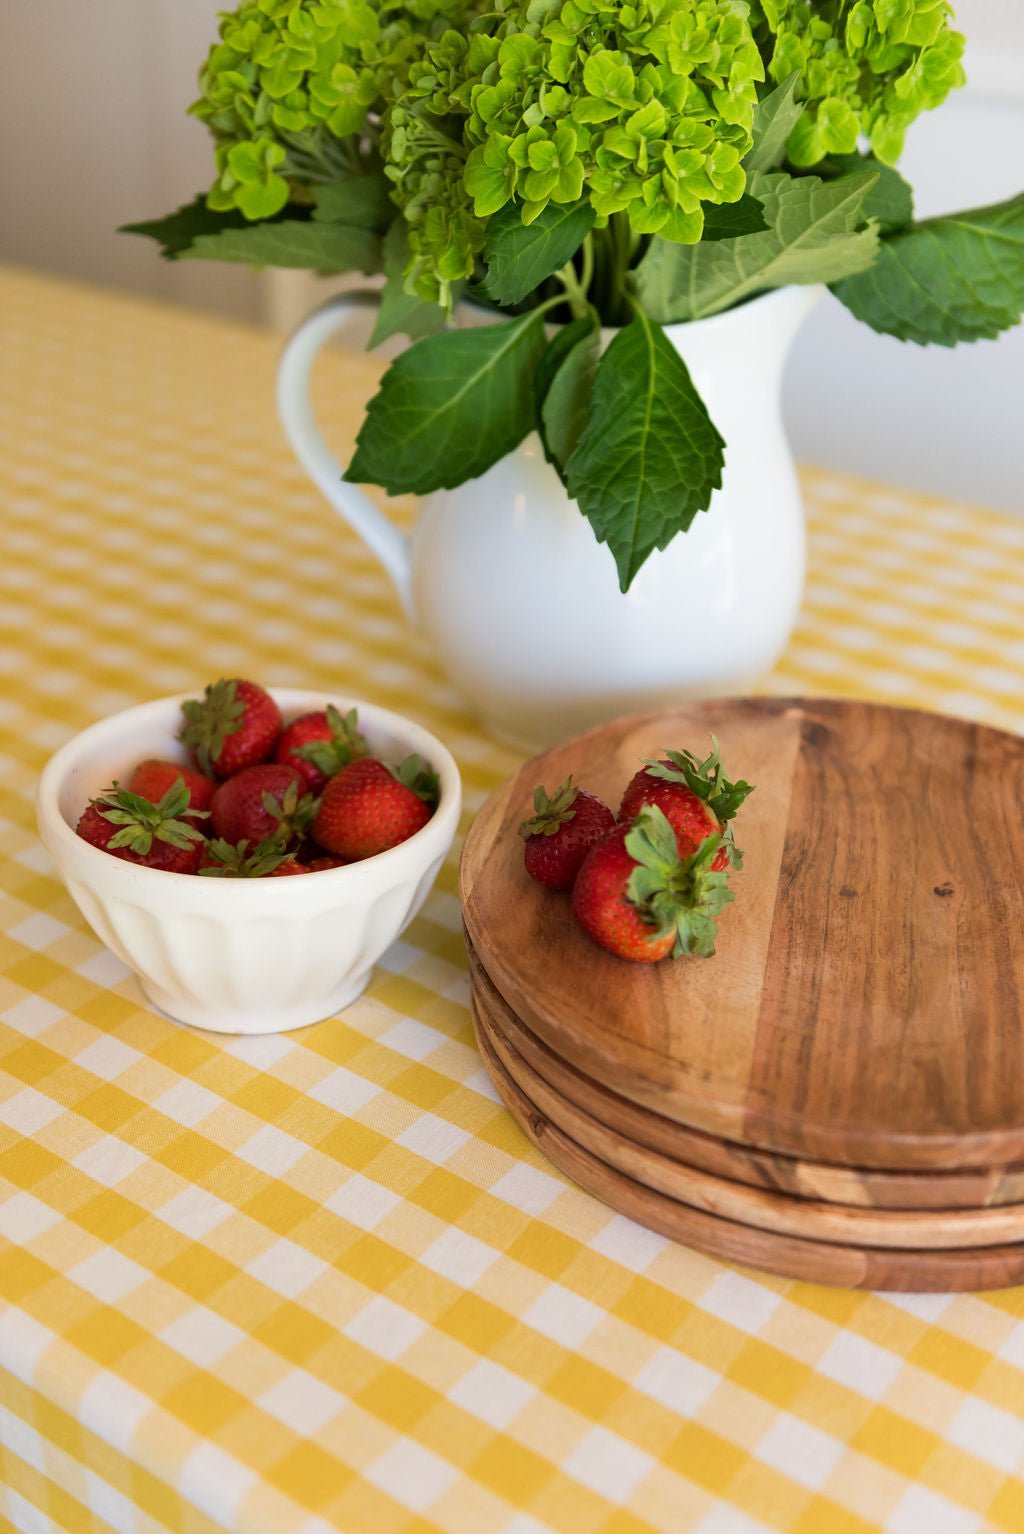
[1,0,1021,511]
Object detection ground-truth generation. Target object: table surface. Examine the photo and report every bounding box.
[3,264,1024,1534]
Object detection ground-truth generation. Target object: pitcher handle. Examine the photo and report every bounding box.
[277,292,414,621]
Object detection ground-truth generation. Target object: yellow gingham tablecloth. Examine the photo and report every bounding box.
[3,264,1024,1534]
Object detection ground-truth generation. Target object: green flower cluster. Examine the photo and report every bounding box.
[384,0,766,297]
[751,0,965,165]
[192,0,462,218]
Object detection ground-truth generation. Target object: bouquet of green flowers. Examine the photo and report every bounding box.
[128,0,1023,589]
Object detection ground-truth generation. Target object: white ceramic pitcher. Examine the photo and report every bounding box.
[278,285,819,750]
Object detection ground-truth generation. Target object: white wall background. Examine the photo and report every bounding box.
[783,1,1024,513]
[1,0,1021,509]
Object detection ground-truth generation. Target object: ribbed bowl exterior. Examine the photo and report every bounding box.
[37,692,461,1033]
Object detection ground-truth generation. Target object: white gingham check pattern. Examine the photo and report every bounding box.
[2,265,1024,1534]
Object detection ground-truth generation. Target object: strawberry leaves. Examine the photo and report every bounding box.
[92,779,207,856]
[390,754,440,807]
[519,776,580,838]
[295,705,367,777]
[625,807,735,958]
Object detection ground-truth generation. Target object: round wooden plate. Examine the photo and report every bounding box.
[467,939,1024,1212]
[472,1013,1024,1292]
[460,698,1024,1171]
[473,986,1024,1250]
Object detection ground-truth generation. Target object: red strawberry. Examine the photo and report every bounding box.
[209,764,316,848]
[76,779,205,874]
[312,754,438,860]
[619,738,753,871]
[199,837,300,878]
[179,679,281,778]
[274,705,367,791]
[572,806,734,961]
[519,777,614,890]
[304,855,348,871]
[128,759,215,822]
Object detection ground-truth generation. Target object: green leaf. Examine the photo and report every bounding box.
[479,199,595,306]
[831,192,1024,346]
[534,316,600,473]
[369,221,448,349]
[313,175,394,232]
[700,194,769,241]
[633,169,880,323]
[744,73,803,174]
[120,196,252,258]
[346,312,548,494]
[820,153,914,232]
[565,309,724,591]
[180,218,382,273]
[541,324,600,472]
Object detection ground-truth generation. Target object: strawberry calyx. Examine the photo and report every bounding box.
[294,705,368,777]
[261,779,319,842]
[179,679,247,776]
[389,753,440,807]
[91,778,208,857]
[641,737,754,868]
[519,776,579,839]
[624,806,735,959]
[199,838,297,877]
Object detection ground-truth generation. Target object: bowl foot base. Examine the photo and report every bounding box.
[138,971,372,1035]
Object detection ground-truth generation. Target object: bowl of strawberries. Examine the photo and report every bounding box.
[37,680,461,1034]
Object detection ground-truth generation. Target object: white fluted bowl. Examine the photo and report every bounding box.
[36,690,461,1034]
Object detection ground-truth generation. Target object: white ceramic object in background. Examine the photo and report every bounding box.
[278,286,820,750]
[36,691,461,1034]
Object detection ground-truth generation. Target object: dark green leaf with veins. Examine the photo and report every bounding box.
[534,316,600,474]
[345,313,548,494]
[700,195,769,241]
[479,200,595,307]
[565,310,724,591]
[831,192,1024,346]
[120,196,257,258]
[181,219,382,273]
[370,222,448,349]
[819,153,913,233]
[623,806,734,959]
[633,169,879,323]
[744,73,803,175]
[92,778,206,856]
[313,176,394,232]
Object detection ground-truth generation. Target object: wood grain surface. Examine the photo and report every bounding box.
[473,983,1024,1249]
[467,939,1024,1211]
[472,1012,1024,1292]
[460,698,1024,1170]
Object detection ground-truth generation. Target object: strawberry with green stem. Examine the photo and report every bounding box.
[519,776,615,890]
[199,837,301,877]
[274,704,368,792]
[619,736,753,870]
[180,678,281,778]
[76,778,207,874]
[572,805,735,961]
[209,764,318,848]
[312,753,439,860]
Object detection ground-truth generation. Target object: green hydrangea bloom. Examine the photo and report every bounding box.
[750,0,965,165]
[383,0,765,299]
[192,0,466,215]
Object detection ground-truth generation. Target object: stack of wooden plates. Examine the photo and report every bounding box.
[460,698,1024,1291]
